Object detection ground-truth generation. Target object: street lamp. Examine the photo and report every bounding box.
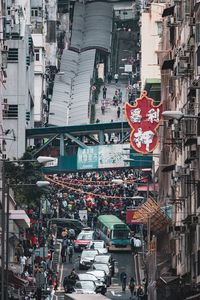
[1,156,53,300]
[162,111,200,120]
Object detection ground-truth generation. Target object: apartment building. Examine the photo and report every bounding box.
[147,0,200,299]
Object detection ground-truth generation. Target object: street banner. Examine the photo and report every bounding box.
[125,91,163,154]
[77,144,130,170]
[126,209,144,224]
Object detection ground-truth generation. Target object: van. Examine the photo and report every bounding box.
[48,218,86,238]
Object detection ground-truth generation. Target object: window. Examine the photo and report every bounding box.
[8,105,18,118]
[7,7,10,15]
[157,22,162,37]
[31,8,42,17]
[196,23,200,43]
[7,48,18,61]
[35,49,40,61]
[198,250,200,276]
[3,105,18,118]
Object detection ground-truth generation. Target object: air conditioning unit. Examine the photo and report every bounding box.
[167,16,180,27]
[190,79,200,89]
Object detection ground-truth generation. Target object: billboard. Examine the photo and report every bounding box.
[77,144,131,170]
[126,209,144,224]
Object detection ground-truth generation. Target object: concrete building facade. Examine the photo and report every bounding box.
[142,1,200,299]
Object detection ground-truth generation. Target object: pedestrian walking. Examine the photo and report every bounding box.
[120,269,127,292]
[114,73,119,83]
[117,107,121,118]
[108,72,112,83]
[128,277,136,299]
[101,104,105,115]
[119,89,123,103]
[103,85,107,99]
[61,246,66,263]
[137,286,144,300]
[20,255,27,273]
[68,243,74,263]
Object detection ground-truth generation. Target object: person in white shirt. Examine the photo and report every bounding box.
[20,255,27,273]
[114,73,119,83]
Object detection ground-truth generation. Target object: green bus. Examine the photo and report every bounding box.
[96,215,131,251]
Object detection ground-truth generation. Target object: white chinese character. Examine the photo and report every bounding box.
[146,108,160,123]
[130,108,142,123]
[134,128,155,152]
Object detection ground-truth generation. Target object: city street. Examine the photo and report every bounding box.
[54,249,135,300]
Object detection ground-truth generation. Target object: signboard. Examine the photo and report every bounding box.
[45,157,58,167]
[125,64,132,72]
[35,247,50,259]
[98,63,104,81]
[77,144,130,170]
[92,86,96,91]
[79,210,88,221]
[126,210,143,224]
[125,91,163,154]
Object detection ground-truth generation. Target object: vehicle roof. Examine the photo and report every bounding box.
[98,215,129,229]
[77,273,97,279]
[82,249,98,252]
[64,293,108,299]
[87,270,105,276]
[49,218,83,224]
[79,230,94,234]
[90,240,104,243]
[95,254,110,258]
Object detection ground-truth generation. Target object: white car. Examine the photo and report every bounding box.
[88,240,108,254]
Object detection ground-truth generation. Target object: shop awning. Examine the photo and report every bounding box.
[162,59,174,70]
[161,164,175,172]
[162,6,175,17]
[9,210,30,228]
[0,268,28,288]
[135,197,171,234]
[160,276,179,284]
[185,293,200,300]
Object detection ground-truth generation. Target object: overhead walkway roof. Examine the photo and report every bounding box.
[49,49,95,126]
[70,1,113,53]
[26,121,130,138]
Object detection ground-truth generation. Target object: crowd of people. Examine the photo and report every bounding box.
[48,168,148,226]
[11,167,150,299]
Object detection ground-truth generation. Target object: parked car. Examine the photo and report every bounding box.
[75,230,96,251]
[79,249,99,270]
[92,263,112,286]
[88,240,108,254]
[94,254,115,276]
[73,280,101,294]
[76,273,107,294]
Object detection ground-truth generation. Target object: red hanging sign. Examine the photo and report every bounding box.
[125,91,163,154]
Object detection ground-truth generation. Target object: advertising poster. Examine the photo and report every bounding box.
[77,144,131,170]
[126,209,143,224]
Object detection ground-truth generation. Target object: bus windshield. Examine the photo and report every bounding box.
[112,230,129,240]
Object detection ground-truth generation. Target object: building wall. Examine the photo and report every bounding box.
[3,31,34,159]
[141,3,165,89]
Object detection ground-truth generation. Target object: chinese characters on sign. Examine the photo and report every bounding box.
[125,91,163,154]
